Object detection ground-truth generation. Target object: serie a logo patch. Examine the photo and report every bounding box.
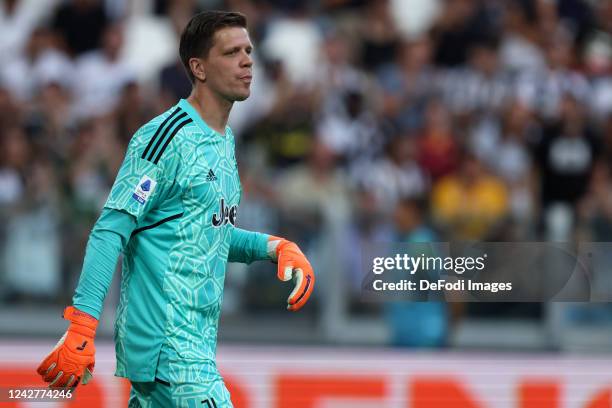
[132,175,157,205]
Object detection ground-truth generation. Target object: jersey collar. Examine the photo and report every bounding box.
[178,98,230,138]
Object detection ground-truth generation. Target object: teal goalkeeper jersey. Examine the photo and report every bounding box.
[99,99,268,382]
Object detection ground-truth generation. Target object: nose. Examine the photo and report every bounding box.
[241,51,253,68]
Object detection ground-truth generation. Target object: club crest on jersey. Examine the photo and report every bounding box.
[132,175,157,205]
[212,197,237,227]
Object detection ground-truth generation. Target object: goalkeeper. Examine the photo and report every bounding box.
[36,10,315,407]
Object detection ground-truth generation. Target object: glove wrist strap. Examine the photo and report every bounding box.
[63,306,98,338]
[267,236,287,261]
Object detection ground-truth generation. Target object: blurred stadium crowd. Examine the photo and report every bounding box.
[2,0,612,349]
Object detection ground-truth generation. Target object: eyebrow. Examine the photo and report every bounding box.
[227,44,252,50]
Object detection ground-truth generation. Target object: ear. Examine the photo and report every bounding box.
[189,57,206,82]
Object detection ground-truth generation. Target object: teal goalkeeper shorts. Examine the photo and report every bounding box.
[128,379,234,408]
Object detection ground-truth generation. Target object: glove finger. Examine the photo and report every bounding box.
[82,366,94,385]
[277,263,294,282]
[38,332,67,378]
[287,269,304,303]
[38,360,56,379]
[288,275,314,311]
[43,364,60,383]
[48,371,64,387]
[61,375,76,389]
[288,292,311,311]
[287,268,314,311]
[37,351,59,377]
[287,302,303,312]
[55,374,75,388]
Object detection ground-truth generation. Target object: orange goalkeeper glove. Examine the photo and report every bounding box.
[37,306,97,388]
[268,236,315,311]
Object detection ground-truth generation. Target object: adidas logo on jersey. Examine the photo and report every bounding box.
[206,169,217,182]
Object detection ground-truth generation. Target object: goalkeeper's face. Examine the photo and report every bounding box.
[202,27,254,102]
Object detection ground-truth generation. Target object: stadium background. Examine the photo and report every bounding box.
[1,0,612,406]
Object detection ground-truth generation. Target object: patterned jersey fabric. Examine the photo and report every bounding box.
[105,99,242,383]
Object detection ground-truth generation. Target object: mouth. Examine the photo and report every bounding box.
[239,75,252,83]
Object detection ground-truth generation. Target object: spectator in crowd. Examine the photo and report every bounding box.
[1,125,61,302]
[499,0,546,74]
[242,60,316,167]
[158,0,199,104]
[431,0,497,68]
[599,114,612,165]
[376,37,436,131]
[317,85,382,165]
[52,0,109,57]
[24,80,75,162]
[471,101,536,237]
[354,133,427,213]
[431,150,509,240]
[359,0,400,72]
[442,39,514,116]
[1,27,73,104]
[261,1,323,88]
[416,98,459,180]
[573,160,612,322]
[0,86,21,129]
[0,125,27,208]
[114,81,155,146]
[536,93,599,240]
[516,25,590,120]
[385,196,448,348]
[276,140,352,236]
[0,0,60,66]
[578,160,612,242]
[71,23,136,118]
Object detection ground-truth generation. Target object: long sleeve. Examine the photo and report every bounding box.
[72,208,137,319]
[227,227,270,264]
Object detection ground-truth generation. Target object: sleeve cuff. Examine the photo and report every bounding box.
[72,303,102,321]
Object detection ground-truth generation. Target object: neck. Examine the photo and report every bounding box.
[187,86,233,134]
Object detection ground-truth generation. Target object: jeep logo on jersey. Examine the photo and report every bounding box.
[212,198,237,227]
